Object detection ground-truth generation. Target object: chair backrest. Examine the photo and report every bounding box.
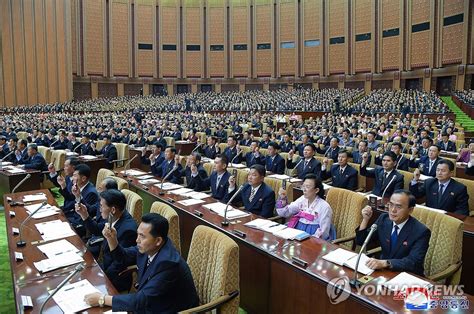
[95,139,106,151]
[203,162,214,176]
[164,136,175,147]
[412,206,463,284]
[452,177,474,215]
[113,143,129,167]
[326,187,367,249]
[196,132,206,144]
[150,201,181,254]
[218,142,227,153]
[16,131,29,140]
[50,150,66,170]
[187,225,239,314]
[264,176,294,203]
[121,189,143,224]
[96,168,115,186]
[231,168,250,187]
[37,146,52,164]
[348,162,365,191]
[398,170,414,190]
[113,176,129,190]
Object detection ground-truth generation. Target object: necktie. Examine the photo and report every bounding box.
[383,172,388,185]
[438,183,444,204]
[390,225,399,253]
[249,187,257,202]
[304,160,309,170]
[340,167,344,175]
[216,175,222,189]
[428,160,433,173]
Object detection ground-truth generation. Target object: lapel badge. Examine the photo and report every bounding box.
[403,241,408,246]
[450,192,454,196]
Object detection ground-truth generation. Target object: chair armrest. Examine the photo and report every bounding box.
[118,265,138,277]
[366,246,382,256]
[429,262,462,283]
[179,291,239,314]
[112,158,129,164]
[332,235,356,245]
[355,188,365,192]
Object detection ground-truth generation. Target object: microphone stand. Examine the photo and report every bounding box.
[379,175,396,209]
[159,166,179,195]
[9,174,32,206]
[222,185,244,226]
[122,154,138,177]
[350,224,378,288]
[17,202,47,247]
[39,264,85,314]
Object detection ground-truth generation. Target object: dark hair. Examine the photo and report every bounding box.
[28,144,38,151]
[75,164,91,178]
[383,151,397,162]
[141,213,169,239]
[154,143,164,150]
[268,142,280,150]
[166,146,177,154]
[392,189,416,208]
[368,131,376,137]
[192,152,202,162]
[303,174,325,198]
[338,149,349,157]
[391,142,402,149]
[422,136,433,144]
[250,164,266,177]
[228,135,237,142]
[251,140,260,147]
[304,143,316,151]
[66,157,80,168]
[102,177,119,190]
[100,189,126,211]
[438,159,454,171]
[19,139,28,146]
[217,154,229,166]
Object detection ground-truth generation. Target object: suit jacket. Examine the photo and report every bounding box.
[287,157,321,179]
[21,153,48,172]
[265,154,285,175]
[438,140,457,152]
[410,178,469,215]
[133,137,147,147]
[111,239,199,313]
[80,142,95,156]
[15,148,29,165]
[0,143,9,159]
[179,165,207,191]
[224,146,242,164]
[375,154,409,171]
[245,152,265,167]
[98,144,118,169]
[280,141,293,153]
[367,140,380,151]
[360,166,404,197]
[84,211,137,292]
[201,144,220,159]
[466,165,474,176]
[171,131,182,141]
[260,140,271,149]
[67,141,81,152]
[223,183,276,218]
[318,136,331,148]
[318,146,340,163]
[142,153,165,176]
[321,164,358,191]
[153,137,167,149]
[194,171,230,201]
[51,175,75,211]
[240,139,252,147]
[355,213,430,276]
[60,181,100,225]
[215,130,227,141]
[351,151,371,165]
[156,160,183,184]
[52,139,69,150]
[409,156,441,177]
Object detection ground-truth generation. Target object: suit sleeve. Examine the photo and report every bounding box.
[110,245,138,269]
[389,228,431,274]
[81,191,100,217]
[320,166,332,180]
[355,215,382,246]
[348,171,358,191]
[454,185,470,216]
[394,174,404,190]
[360,165,375,178]
[260,189,276,218]
[409,181,425,199]
[276,158,286,174]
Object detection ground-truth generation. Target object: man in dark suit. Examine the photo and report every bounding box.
[410,159,469,215]
[375,142,409,171]
[156,147,183,184]
[200,136,220,159]
[132,129,147,147]
[409,145,442,177]
[14,139,29,164]
[317,137,340,163]
[215,124,227,141]
[66,132,81,152]
[95,135,118,170]
[0,136,10,159]
[361,151,404,197]
[321,150,358,191]
[355,190,431,276]
[351,140,371,165]
[192,155,230,200]
[287,143,321,179]
[18,144,48,172]
[179,153,208,191]
[80,135,95,156]
[316,128,331,148]
[265,142,285,175]
[141,144,165,176]
[153,130,167,149]
[52,131,69,150]
[296,134,310,156]
[85,213,199,312]
[245,140,265,167]
[438,133,456,152]
[280,133,293,153]
[76,189,137,292]
[239,131,252,147]
[223,136,242,164]
[224,164,276,218]
[47,157,80,213]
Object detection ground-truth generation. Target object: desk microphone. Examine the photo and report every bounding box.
[222,184,244,226]
[17,201,47,247]
[49,139,59,148]
[39,264,85,314]
[191,143,202,154]
[379,174,396,209]
[1,150,15,161]
[230,149,242,164]
[350,224,377,288]
[122,154,138,177]
[11,173,32,195]
[73,143,83,153]
[159,165,179,195]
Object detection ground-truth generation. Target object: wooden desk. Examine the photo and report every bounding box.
[129,148,151,171]
[0,169,41,205]
[4,190,117,313]
[118,171,474,313]
[78,156,107,184]
[175,141,196,156]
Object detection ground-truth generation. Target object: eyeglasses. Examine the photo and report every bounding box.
[387,202,404,210]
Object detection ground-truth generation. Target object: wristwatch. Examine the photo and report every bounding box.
[386,260,392,269]
[98,295,105,307]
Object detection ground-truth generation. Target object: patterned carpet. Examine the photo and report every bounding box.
[0,211,15,314]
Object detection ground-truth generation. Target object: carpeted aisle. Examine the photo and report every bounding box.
[0,211,15,314]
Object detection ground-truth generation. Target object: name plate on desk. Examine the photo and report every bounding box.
[12,227,19,235]
[291,257,308,268]
[21,295,33,309]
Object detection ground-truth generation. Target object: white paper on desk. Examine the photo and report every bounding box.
[6,168,26,174]
[229,163,247,169]
[36,220,76,242]
[25,203,60,219]
[383,272,432,292]
[244,218,274,229]
[203,202,250,219]
[343,253,374,276]
[0,161,12,166]
[322,248,358,266]
[120,169,146,176]
[272,227,307,240]
[52,279,101,313]
[104,310,128,314]
[170,187,193,195]
[80,155,97,160]
[178,199,206,206]
[155,182,183,190]
[37,239,80,258]
[201,157,213,163]
[289,178,302,183]
[268,174,291,180]
[260,223,287,234]
[34,251,84,273]
[136,174,154,180]
[416,204,447,214]
[138,178,160,185]
[66,152,78,156]
[23,193,47,203]
[182,191,211,200]
[322,183,331,190]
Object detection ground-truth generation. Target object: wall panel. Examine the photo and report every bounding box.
[381,0,401,70]
[302,0,321,75]
[85,0,105,75]
[137,2,154,77]
[410,0,431,68]
[441,0,464,65]
[231,1,250,77]
[160,2,179,77]
[255,1,272,77]
[184,0,202,78]
[207,0,225,77]
[328,0,346,74]
[354,0,372,72]
[279,0,296,76]
[112,0,130,76]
